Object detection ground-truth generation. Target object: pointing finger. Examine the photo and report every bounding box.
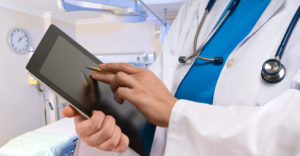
[100,63,140,75]
[92,72,115,84]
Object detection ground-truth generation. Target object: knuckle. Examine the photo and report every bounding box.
[91,119,100,130]
[87,120,97,131]
[113,139,119,147]
[106,115,116,124]
[102,128,113,139]
[143,70,151,78]
[116,72,123,79]
[111,131,122,148]
[117,135,129,152]
[115,125,121,133]
[109,139,119,148]
[95,111,105,118]
[140,68,147,74]
[119,64,127,71]
[135,90,145,98]
[116,73,125,84]
[140,68,146,72]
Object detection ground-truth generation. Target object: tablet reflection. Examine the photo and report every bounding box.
[80,71,100,111]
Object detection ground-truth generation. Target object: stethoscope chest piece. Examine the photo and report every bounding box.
[261,59,286,83]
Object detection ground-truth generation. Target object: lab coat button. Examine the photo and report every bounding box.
[227,59,235,68]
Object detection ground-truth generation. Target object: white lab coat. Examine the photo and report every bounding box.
[75,0,300,155]
[150,0,300,155]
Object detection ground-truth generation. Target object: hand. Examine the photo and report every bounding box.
[92,63,178,127]
[62,105,129,152]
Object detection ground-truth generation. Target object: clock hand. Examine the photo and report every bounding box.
[18,36,24,43]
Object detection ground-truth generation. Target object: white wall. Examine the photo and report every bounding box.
[75,22,161,55]
[0,7,44,146]
[0,7,75,146]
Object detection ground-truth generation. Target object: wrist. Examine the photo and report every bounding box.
[164,97,178,127]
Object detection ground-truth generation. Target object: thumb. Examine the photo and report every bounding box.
[62,105,79,118]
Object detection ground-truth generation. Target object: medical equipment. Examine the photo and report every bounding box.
[59,0,168,27]
[261,6,300,83]
[96,52,156,69]
[58,0,148,23]
[137,0,167,27]
[178,0,240,64]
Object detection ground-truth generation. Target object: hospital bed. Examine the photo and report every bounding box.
[0,118,77,156]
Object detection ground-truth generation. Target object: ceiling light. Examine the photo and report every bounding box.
[58,0,148,22]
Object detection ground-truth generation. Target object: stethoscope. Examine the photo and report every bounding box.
[262,6,300,83]
[178,0,300,83]
[178,0,240,65]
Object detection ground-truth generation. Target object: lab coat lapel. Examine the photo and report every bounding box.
[213,0,296,107]
[169,0,231,95]
[170,0,285,96]
[238,0,286,48]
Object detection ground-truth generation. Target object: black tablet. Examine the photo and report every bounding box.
[26,25,155,156]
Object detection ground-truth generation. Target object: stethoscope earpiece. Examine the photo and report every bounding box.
[178,56,223,65]
[213,57,223,65]
[261,59,286,83]
[178,56,188,64]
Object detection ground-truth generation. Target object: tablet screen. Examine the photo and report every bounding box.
[40,36,97,110]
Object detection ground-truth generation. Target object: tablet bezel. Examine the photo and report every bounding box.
[26,24,101,118]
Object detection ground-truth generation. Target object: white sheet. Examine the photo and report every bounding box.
[0,118,77,156]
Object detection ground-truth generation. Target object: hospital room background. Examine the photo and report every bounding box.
[0,0,184,155]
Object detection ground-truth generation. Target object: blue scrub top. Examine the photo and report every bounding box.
[175,0,271,104]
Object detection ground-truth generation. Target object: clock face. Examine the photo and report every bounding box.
[9,28,31,54]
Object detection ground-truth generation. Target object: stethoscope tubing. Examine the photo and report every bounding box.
[205,0,216,11]
[276,6,300,59]
[179,0,240,64]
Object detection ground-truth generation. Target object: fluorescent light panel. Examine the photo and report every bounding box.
[59,0,148,22]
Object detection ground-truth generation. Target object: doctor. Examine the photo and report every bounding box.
[63,0,300,155]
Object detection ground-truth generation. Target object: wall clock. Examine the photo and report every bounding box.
[8,28,31,54]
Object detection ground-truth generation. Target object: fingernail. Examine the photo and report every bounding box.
[99,64,105,69]
[92,73,101,78]
[92,110,97,115]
